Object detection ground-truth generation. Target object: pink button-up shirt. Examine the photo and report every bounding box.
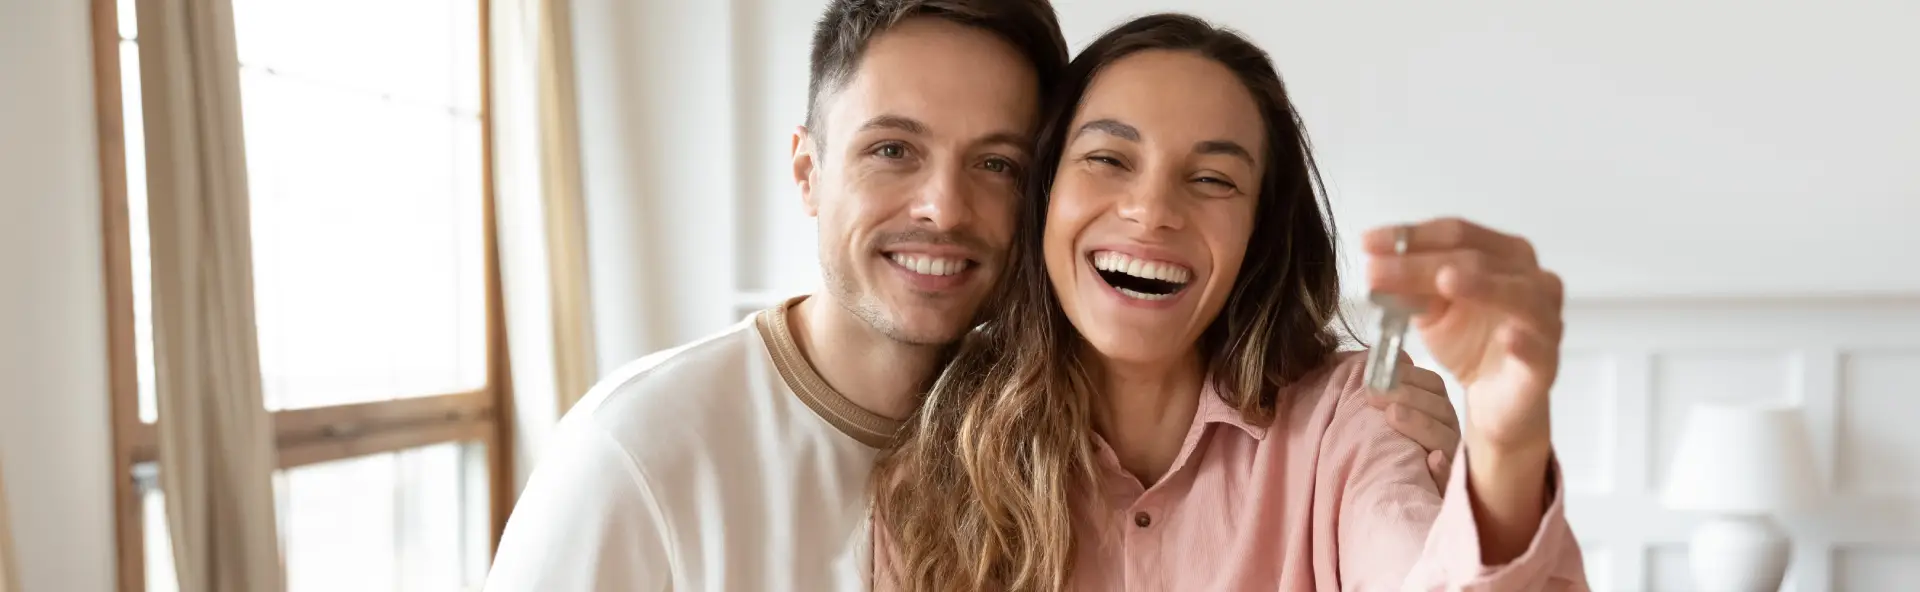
[876,352,1589,591]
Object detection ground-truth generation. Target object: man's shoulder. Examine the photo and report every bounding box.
[567,316,768,435]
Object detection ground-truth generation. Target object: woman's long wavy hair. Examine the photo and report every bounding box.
[873,13,1348,591]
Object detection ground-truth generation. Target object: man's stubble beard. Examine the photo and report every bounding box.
[820,254,968,348]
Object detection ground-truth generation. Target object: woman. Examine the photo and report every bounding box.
[874,13,1587,591]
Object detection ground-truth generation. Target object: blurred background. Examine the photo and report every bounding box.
[2,0,1916,591]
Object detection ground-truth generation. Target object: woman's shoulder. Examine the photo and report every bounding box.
[1276,349,1371,411]
[1259,349,1390,438]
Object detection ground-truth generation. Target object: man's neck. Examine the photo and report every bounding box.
[1088,347,1206,486]
[788,295,945,421]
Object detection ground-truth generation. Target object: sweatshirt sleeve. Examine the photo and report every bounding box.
[482,423,676,591]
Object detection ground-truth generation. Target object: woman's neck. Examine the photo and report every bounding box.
[1087,346,1207,487]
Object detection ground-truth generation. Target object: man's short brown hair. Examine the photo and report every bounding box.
[805,0,1068,141]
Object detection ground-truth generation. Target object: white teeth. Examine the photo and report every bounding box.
[889,253,966,277]
[1115,286,1175,301]
[1090,250,1192,284]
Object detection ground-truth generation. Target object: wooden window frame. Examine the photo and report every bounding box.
[89,1,514,590]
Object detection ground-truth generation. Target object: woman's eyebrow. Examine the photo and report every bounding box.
[1073,118,1140,142]
[1195,140,1254,167]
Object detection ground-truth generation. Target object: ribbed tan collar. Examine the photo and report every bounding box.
[755,296,903,449]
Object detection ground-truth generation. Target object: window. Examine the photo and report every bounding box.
[92,1,512,590]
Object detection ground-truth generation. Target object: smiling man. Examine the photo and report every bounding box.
[483,2,1462,591]
[483,2,1068,591]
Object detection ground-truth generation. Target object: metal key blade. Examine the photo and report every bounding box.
[1363,292,1414,393]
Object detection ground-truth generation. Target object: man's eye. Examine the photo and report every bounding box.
[874,143,906,159]
[982,157,1017,175]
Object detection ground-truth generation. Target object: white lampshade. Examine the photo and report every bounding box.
[1662,402,1821,513]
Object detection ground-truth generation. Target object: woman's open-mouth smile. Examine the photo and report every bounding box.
[1088,249,1193,307]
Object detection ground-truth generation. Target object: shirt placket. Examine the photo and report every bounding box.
[1097,421,1214,591]
[1121,490,1163,591]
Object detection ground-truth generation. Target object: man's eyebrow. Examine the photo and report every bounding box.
[1072,118,1140,142]
[1195,140,1256,167]
[977,131,1034,155]
[857,115,928,135]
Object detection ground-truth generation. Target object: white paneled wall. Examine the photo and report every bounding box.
[570,1,1920,590]
[1394,299,1920,591]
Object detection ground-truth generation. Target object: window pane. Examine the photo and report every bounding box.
[231,0,480,115]
[137,445,490,592]
[138,466,179,592]
[119,35,161,424]
[117,0,487,416]
[275,443,490,592]
[232,0,487,410]
[116,0,137,39]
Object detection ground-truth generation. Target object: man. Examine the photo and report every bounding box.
[483,1,1462,590]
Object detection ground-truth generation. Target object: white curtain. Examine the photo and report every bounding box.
[136,0,286,591]
[533,0,598,416]
[490,0,599,484]
[0,460,16,592]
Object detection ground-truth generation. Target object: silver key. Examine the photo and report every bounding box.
[1362,226,1415,393]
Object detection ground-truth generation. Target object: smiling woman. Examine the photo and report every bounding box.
[875,13,1585,592]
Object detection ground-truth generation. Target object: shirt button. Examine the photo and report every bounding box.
[1133,511,1152,528]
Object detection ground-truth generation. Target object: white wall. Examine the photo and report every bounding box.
[0,0,122,590]
[578,0,1920,339]
[1393,298,1920,591]
[572,0,745,367]
[573,1,1920,590]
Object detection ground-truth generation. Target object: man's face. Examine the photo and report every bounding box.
[792,18,1040,345]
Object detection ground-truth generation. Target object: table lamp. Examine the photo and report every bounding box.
[1661,403,1820,592]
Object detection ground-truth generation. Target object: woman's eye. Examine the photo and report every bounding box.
[1196,176,1237,190]
[1088,155,1124,168]
[982,157,1018,175]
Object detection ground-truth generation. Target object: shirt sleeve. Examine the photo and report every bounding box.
[482,422,675,592]
[1400,445,1589,591]
[1327,393,1589,591]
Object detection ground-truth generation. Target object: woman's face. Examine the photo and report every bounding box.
[1044,50,1265,367]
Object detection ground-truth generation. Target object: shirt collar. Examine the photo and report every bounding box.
[1195,377,1267,441]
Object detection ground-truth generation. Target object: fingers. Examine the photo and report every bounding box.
[1367,370,1457,428]
[1368,364,1464,454]
[1367,249,1531,296]
[1427,449,1453,490]
[1400,365,1448,399]
[1437,267,1563,337]
[1370,251,1562,337]
[1380,398,1463,455]
[1360,217,1538,268]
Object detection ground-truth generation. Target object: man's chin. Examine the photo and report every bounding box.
[869,304,978,347]
[873,318,969,347]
